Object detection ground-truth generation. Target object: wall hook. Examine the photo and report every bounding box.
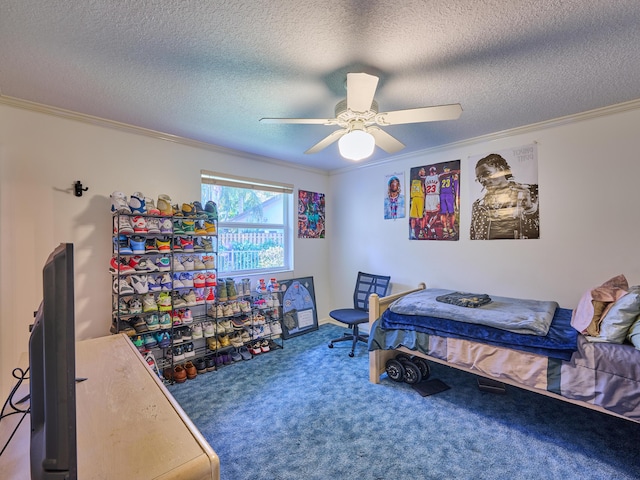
[74,181,89,197]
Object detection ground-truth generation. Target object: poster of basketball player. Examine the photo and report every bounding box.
[383,172,405,220]
[298,190,325,238]
[409,160,460,240]
[468,144,539,240]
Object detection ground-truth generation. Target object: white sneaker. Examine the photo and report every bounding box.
[134,258,158,273]
[146,217,161,234]
[113,278,134,295]
[172,273,185,288]
[191,323,203,339]
[271,321,282,335]
[113,215,134,235]
[131,275,149,294]
[203,255,216,269]
[129,192,146,214]
[172,292,188,308]
[147,275,161,292]
[128,298,143,314]
[145,197,160,215]
[181,256,195,270]
[182,290,197,307]
[172,257,185,271]
[110,191,131,214]
[142,293,158,312]
[159,218,173,234]
[132,216,148,233]
[193,257,206,270]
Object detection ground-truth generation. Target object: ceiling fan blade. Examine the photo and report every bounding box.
[346,73,379,113]
[304,129,347,154]
[376,104,463,126]
[260,117,336,125]
[368,126,405,153]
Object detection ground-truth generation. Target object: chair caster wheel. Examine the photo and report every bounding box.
[328,343,334,348]
[349,352,354,357]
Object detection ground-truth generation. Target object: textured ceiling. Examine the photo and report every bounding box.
[2,1,640,172]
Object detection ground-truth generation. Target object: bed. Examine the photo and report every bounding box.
[368,282,640,424]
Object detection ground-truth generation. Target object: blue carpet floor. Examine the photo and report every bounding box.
[168,324,640,480]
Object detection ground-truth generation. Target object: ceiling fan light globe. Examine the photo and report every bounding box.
[338,130,375,161]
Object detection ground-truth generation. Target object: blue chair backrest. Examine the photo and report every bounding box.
[353,272,391,312]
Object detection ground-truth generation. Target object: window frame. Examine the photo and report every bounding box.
[201,170,294,276]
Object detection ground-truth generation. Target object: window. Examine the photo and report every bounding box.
[201,170,293,275]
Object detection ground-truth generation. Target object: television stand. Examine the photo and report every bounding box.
[0,334,220,479]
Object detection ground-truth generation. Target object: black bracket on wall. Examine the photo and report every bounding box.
[74,181,89,197]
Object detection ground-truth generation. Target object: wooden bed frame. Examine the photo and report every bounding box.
[367,283,639,424]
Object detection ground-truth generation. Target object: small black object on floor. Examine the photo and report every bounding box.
[477,377,507,394]
[411,379,451,397]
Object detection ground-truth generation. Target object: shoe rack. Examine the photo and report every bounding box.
[111,208,218,379]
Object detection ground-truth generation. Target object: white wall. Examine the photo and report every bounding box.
[0,103,330,399]
[327,105,640,311]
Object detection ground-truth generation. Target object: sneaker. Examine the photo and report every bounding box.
[193,273,206,288]
[157,194,173,216]
[180,237,194,252]
[230,334,244,348]
[142,293,158,312]
[192,323,203,339]
[261,340,271,352]
[113,215,134,235]
[218,334,231,347]
[205,355,216,372]
[230,348,243,362]
[193,237,205,253]
[111,191,131,214]
[205,273,217,287]
[172,364,187,383]
[159,218,173,234]
[203,322,216,338]
[131,335,144,351]
[135,258,158,273]
[157,292,172,311]
[113,278,134,295]
[132,216,148,234]
[146,313,160,331]
[205,200,218,220]
[131,316,148,333]
[193,257,206,270]
[192,201,209,219]
[172,257,185,272]
[182,308,194,324]
[179,272,194,287]
[156,237,171,252]
[113,235,133,255]
[172,273,185,288]
[159,273,172,291]
[110,257,135,274]
[271,321,282,335]
[146,197,160,215]
[182,290,197,307]
[182,220,196,236]
[206,337,220,350]
[129,192,146,214]
[172,237,183,252]
[180,326,192,341]
[195,357,207,374]
[131,275,149,294]
[203,221,217,234]
[171,292,188,308]
[184,342,195,359]
[194,291,205,305]
[203,256,216,269]
[155,256,171,271]
[128,298,143,314]
[143,333,158,349]
[146,217,161,235]
[181,257,195,270]
[249,342,262,355]
[173,345,185,361]
[130,236,146,254]
[156,331,171,348]
[205,287,215,302]
[159,312,172,329]
[217,282,228,302]
[181,203,196,217]
[173,219,185,235]
[226,280,238,301]
[194,221,207,236]
[201,237,214,252]
[116,297,129,314]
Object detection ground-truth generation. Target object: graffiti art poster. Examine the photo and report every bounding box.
[468,144,539,240]
[384,172,406,220]
[409,160,460,240]
[298,190,325,238]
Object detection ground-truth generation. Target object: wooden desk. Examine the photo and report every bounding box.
[0,334,220,480]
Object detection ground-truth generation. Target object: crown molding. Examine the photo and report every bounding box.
[0,95,328,176]
[328,97,640,175]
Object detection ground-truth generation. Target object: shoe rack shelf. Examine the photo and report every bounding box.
[111,209,286,384]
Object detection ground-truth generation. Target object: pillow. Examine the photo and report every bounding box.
[627,318,640,350]
[571,274,629,333]
[584,300,610,336]
[594,289,640,343]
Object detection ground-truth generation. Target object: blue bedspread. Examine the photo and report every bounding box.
[379,306,578,360]
[389,288,558,336]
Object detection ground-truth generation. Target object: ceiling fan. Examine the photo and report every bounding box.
[259,72,462,160]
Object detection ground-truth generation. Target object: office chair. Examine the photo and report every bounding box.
[328,272,391,357]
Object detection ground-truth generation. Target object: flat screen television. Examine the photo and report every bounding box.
[29,242,77,480]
